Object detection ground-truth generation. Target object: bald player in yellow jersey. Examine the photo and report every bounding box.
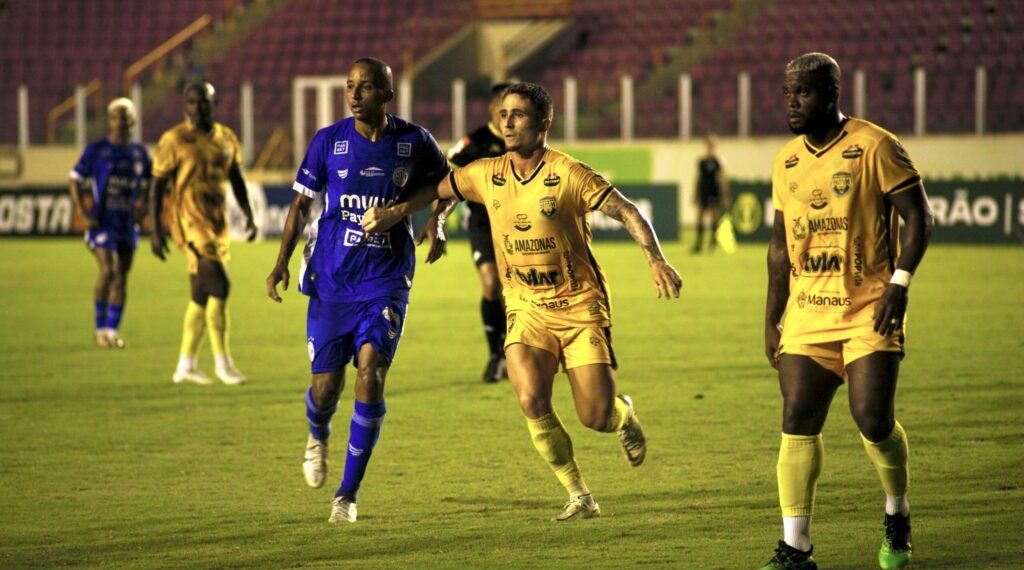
[758,54,933,570]
[362,82,682,521]
[151,81,257,387]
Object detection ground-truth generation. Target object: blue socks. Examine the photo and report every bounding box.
[104,304,124,330]
[94,301,107,330]
[305,388,338,441]
[336,399,386,501]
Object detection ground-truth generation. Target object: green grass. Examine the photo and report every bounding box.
[1,238,1022,569]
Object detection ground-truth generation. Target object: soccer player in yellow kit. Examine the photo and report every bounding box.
[759,54,933,570]
[151,81,257,386]
[362,82,682,521]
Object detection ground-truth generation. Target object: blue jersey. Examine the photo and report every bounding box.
[71,139,151,234]
[293,115,449,303]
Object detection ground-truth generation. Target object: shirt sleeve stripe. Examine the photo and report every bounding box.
[888,174,922,195]
[449,171,466,202]
[292,181,319,198]
[592,185,615,209]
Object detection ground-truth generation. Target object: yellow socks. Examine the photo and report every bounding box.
[179,301,206,359]
[862,421,909,499]
[206,296,229,359]
[526,412,590,498]
[606,395,631,432]
[777,433,824,517]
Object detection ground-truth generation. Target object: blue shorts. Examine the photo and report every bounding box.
[306,296,407,374]
[86,227,139,251]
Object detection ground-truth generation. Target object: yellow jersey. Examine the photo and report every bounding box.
[451,148,615,326]
[771,117,921,344]
[152,121,242,248]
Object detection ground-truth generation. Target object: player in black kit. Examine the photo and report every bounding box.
[692,134,730,253]
[448,83,510,382]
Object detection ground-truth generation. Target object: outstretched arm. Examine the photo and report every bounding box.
[598,189,682,299]
[361,173,458,234]
[266,193,314,302]
[764,211,789,369]
[873,183,933,336]
[149,176,171,260]
[228,164,258,241]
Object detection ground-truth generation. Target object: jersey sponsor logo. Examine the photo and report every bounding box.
[539,196,557,218]
[789,182,798,193]
[810,189,829,210]
[492,199,501,210]
[799,247,847,276]
[360,166,385,177]
[543,173,561,187]
[334,141,348,155]
[303,168,318,181]
[841,144,863,159]
[792,217,807,240]
[513,264,563,289]
[852,236,864,286]
[564,251,580,290]
[807,216,849,235]
[343,227,391,248]
[339,194,389,210]
[831,172,852,197]
[529,297,570,310]
[514,214,532,232]
[337,169,349,179]
[392,166,410,188]
[785,154,800,168]
[492,173,507,186]
[511,236,557,255]
[397,142,412,157]
[796,291,853,311]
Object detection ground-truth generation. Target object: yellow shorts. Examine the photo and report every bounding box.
[505,310,616,371]
[177,225,230,275]
[780,333,904,380]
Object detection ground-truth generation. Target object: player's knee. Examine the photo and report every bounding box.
[98,264,115,285]
[579,410,612,432]
[781,405,826,435]
[355,366,386,401]
[517,393,551,418]
[853,412,893,443]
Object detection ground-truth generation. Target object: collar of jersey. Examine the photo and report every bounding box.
[511,159,546,185]
[802,118,850,157]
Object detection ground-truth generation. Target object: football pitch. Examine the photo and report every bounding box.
[1,238,1021,569]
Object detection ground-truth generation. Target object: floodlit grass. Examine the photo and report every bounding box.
[1,238,1021,569]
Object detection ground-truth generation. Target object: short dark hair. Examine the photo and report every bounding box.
[503,82,553,122]
[353,57,394,91]
[184,80,215,99]
[490,83,511,101]
[786,52,840,91]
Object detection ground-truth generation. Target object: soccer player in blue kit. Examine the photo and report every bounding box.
[266,58,450,524]
[69,97,151,348]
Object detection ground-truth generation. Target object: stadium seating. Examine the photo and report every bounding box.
[0,0,233,144]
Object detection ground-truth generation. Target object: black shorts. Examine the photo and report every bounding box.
[465,202,496,267]
[697,190,722,209]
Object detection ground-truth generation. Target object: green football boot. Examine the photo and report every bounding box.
[757,540,818,570]
[879,513,912,569]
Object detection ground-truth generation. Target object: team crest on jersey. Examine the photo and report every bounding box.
[539,196,557,218]
[334,141,348,155]
[392,166,410,188]
[514,214,532,231]
[810,189,829,210]
[492,173,507,186]
[503,234,513,255]
[841,144,863,159]
[785,155,800,168]
[307,337,316,361]
[397,142,411,157]
[792,218,807,240]
[831,172,852,197]
[543,173,561,187]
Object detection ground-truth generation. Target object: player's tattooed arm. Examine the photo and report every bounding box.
[764,211,790,369]
[267,193,313,303]
[599,189,682,299]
